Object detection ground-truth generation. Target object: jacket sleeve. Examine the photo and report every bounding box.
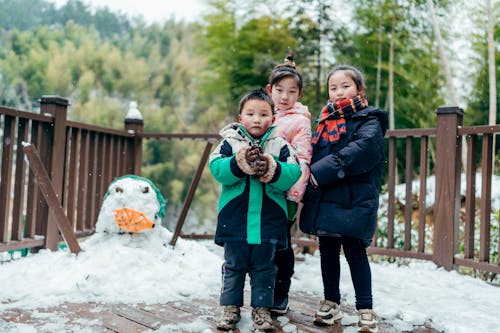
[311,116,385,187]
[267,143,302,192]
[286,116,312,202]
[209,140,247,185]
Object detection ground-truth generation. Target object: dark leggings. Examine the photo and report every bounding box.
[318,235,373,310]
[274,220,295,304]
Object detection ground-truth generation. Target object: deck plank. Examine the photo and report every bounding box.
[0,292,440,332]
[112,305,170,329]
[101,310,146,333]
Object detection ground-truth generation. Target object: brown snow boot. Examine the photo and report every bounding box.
[251,307,275,332]
[216,305,241,331]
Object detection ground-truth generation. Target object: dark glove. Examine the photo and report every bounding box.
[256,153,277,183]
[254,158,269,177]
[245,144,262,165]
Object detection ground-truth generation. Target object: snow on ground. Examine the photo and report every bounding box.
[1,231,500,332]
[1,175,500,332]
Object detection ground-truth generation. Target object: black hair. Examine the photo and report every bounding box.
[268,53,303,91]
[238,88,275,114]
[326,65,366,98]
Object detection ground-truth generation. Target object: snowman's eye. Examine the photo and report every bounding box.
[142,187,149,194]
[115,187,123,193]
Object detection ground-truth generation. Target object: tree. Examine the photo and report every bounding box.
[487,0,497,126]
[427,0,458,106]
[347,0,453,181]
[287,0,351,112]
[466,0,499,127]
[350,0,450,130]
[195,0,297,130]
[0,0,55,30]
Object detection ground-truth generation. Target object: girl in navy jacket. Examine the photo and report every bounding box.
[300,65,388,333]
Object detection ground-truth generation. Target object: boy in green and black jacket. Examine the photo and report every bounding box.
[209,88,301,332]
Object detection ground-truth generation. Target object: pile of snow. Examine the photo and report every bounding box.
[0,230,222,310]
[2,176,500,332]
[3,236,500,332]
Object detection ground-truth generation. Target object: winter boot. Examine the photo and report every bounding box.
[313,299,343,326]
[357,309,378,333]
[216,305,241,331]
[251,307,275,332]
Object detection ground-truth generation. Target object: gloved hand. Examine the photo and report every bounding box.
[236,146,256,175]
[254,158,269,177]
[256,153,277,183]
[246,144,262,165]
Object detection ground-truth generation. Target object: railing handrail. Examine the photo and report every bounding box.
[140,132,221,141]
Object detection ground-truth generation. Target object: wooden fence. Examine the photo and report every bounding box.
[1,98,499,275]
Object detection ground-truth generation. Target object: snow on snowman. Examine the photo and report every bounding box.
[95,174,170,239]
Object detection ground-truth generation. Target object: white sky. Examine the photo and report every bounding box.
[48,0,207,23]
[1,177,500,332]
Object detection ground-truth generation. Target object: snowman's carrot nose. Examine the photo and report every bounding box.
[114,207,155,232]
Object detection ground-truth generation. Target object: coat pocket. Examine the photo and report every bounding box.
[322,183,351,208]
[299,183,322,234]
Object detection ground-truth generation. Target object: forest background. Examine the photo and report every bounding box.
[0,0,498,231]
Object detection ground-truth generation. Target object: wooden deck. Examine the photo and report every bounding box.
[1,291,438,332]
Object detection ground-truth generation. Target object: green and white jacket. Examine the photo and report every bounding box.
[209,123,301,247]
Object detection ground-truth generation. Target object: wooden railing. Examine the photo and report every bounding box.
[0,96,140,252]
[369,107,500,274]
[1,99,499,275]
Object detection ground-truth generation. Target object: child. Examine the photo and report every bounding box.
[265,54,312,314]
[300,65,388,333]
[209,88,301,332]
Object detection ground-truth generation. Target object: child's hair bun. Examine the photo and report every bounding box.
[283,53,296,68]
[268,52,303,89]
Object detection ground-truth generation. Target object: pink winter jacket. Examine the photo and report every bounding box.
[274,102,312,203]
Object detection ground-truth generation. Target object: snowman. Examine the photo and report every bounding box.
[95,175,167,235]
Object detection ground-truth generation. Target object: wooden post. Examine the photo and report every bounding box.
[124,105,143,176]
[0,116,14,243]
[433,106,463,270]
[40,96,69,251]
[386,136,396,248]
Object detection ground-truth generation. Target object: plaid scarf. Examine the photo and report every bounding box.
[312,95,368,146]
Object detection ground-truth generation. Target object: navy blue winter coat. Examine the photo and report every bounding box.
[299,106,388,247]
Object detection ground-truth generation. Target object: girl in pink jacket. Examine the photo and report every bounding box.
[266,54,312,314]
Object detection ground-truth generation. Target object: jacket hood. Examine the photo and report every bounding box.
[355,106,389,136]
[275,102,311,120]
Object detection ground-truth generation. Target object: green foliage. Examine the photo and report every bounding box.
[0,0,56,30]
[0,0,132,37]
[194,0,300,130]
[349,0,446,129]
[287,0,352,110]
[0,0,211,220]
[464,0,500,126]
